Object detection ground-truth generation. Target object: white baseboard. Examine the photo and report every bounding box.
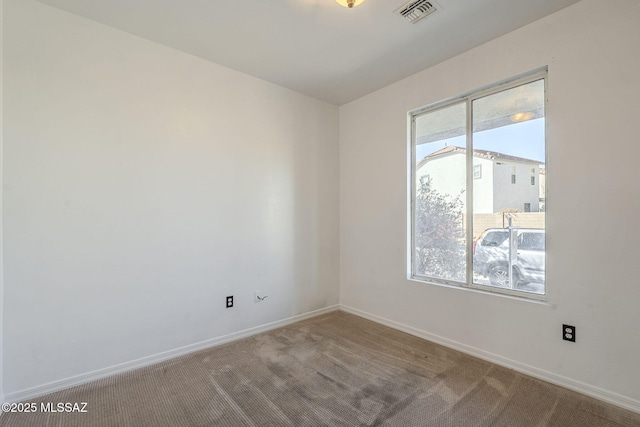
[5,305,340,403]
[339,304,640,415]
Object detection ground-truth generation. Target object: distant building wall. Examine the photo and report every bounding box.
[492,161,540,212]
[471,212,545,240]
[417,152,543,216]
[472,157,495,214]
[416,152,466,208]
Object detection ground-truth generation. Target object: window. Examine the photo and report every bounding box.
[410,70,546,297]
[473,164,482,179]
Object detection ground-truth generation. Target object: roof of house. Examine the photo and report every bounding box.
[417,146,543,169]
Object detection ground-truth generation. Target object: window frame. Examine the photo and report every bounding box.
[408,69,547,300]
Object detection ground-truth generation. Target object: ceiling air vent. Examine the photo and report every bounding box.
[395,0,438,24]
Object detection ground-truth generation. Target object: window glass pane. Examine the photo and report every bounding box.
[414,102,467,282]
[520,232,545,251]
[471,79,545,294]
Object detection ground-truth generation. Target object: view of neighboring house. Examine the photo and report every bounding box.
[416,146,543,214]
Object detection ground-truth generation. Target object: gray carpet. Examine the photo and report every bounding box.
[1,311,639,426]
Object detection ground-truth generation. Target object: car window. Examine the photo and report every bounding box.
[519,232,545,251]
[481,231,508,247]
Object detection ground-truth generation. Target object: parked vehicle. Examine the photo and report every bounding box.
[473,228,545,288]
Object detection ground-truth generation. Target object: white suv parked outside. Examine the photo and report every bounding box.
[473,228,545,290]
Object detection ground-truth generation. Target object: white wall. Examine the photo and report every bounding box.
[2,0,339,395]
[340,0,640,411]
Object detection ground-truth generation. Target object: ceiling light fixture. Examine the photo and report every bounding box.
[509,98,535,123]
[509,111,535,123]
[336,0,365,8]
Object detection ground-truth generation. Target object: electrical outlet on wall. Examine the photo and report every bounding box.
[226,296,233,308]
[563,324,575,342]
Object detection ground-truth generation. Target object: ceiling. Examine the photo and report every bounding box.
[35,0,580,105]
